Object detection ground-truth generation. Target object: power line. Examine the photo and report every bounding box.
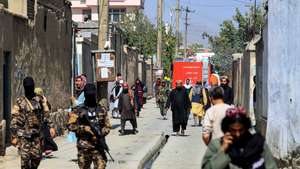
[232,0,252,4]
[184,4,246,8]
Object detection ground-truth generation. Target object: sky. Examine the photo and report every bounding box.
[144,0,260,47]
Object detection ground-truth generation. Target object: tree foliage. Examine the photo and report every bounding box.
[202,6,264,75]
[119,12,157,56]
[188,43,204,54]
[162,27,177,76]
[119,12,177,76]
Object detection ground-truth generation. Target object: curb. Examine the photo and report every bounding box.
[138,132,168,169]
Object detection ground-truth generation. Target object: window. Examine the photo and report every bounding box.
[109,8,125,23]
[83,9,91,22]
[80,0,86,4]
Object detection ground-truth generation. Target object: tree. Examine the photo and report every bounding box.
[119,12,157,57]
[189,43,204,54]
[119,12,177,76]
[162,26,176,76]
[202,6,264,75]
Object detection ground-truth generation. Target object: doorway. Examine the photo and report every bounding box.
[3,51,11,145]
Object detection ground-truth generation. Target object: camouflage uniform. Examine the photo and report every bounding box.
[68,105,111,169]
[10,96,52,169]
[157,86,170,117]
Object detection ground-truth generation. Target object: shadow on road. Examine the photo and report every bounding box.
[111,124,121,129]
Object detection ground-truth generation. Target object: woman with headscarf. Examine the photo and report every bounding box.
[131,79,144,117]
[202,107,278,169]
[35,87,58,157]
[189,81,209,126]
[118,83,138,135]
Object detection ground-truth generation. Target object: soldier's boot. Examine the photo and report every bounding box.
[30,160,41,169]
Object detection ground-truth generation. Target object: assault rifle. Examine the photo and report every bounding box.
[80,112,115,162]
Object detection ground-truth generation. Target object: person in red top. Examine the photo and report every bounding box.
[131,79,144,117]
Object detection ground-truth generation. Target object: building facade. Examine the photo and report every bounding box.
[0,0,72,155]
[71,0,144,23]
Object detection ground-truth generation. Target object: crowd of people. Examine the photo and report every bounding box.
[153,76,277,169]
[9,73,277,169]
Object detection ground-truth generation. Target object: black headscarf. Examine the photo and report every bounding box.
[221,107,265,169]
[23,76,35,100]
[84,83,97,107]
[228,132,265,169]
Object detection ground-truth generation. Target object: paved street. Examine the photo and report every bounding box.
[0,99,207,169]
[152,124,206,169]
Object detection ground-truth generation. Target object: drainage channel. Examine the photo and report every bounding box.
[142,135,170,169]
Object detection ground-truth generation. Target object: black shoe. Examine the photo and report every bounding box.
[119,129,125,134]
[133,129,138,134]
[119,130,125,136]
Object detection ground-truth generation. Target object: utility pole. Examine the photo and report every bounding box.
[157,0,163,69]
[98,0,109,50]
[183,6,193,58]
[175,0,180,58]
[253,0,257,37]
[97,0,109,100]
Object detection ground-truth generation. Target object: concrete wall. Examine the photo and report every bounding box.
[0,0,72,151]
[232,42,256,126]
[124,47,139,86]
[241,39,257,126]
[264,1,300,165]
[232,53,243,106]
[255,26,268,136]
[145,58,153,96]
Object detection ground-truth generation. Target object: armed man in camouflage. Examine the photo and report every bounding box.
[68,83,111,169]
[157,81,170,120]
[10,77,55,169]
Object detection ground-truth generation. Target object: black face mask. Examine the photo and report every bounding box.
[84,84,97,107]
[23,77,35,100]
